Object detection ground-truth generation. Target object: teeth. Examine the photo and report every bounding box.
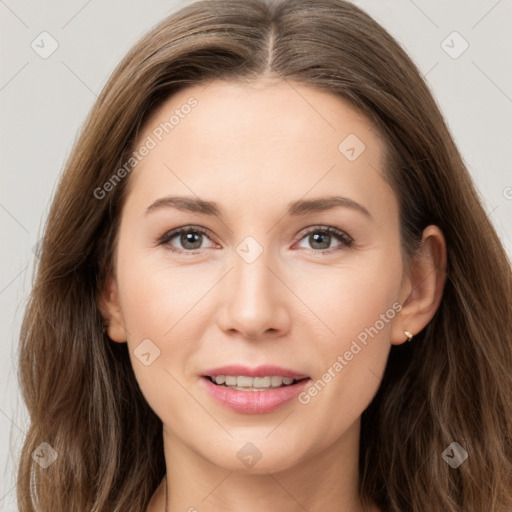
[225,376,237,386]
[212,375,297,388]
[237,376,253,387]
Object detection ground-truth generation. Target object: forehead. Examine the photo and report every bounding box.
[125,79,396,224]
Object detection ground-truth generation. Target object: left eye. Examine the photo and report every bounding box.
[158,225,353,254]
[295,226,353,252]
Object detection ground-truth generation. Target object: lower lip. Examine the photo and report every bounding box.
[201,376,311,414]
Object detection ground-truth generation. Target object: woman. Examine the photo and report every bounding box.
[17,0,512,510]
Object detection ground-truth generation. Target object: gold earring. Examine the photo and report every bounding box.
[404,330,414,342]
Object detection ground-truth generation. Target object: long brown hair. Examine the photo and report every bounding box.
[17,0,512,510]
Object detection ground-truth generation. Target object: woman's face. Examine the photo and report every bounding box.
[105,79,408,474]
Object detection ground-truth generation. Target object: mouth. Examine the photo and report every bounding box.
[200,371,313,414]
[203,375,310,391]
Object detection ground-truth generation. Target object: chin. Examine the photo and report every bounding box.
[206,447,302,475]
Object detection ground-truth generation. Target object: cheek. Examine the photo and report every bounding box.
[292,246,402,348]
[117,245,197,335]
[291,254,402,442]
[295,268,397,396]
[113,246,185,407]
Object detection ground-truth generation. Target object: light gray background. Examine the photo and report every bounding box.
[1,0,511,509]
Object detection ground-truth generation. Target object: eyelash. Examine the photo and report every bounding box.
[157,225,354,255]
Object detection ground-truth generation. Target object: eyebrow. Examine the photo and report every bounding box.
[145,195,372,219]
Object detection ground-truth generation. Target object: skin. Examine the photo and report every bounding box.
[100,79,447,512]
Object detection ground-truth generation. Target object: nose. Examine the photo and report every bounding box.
[217,247,291,340]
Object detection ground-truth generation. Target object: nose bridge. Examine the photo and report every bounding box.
[232,239,275,307]
[220,235,284,336]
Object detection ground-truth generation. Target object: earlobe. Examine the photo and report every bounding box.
[98,273,128,343]
[392,225,447,345]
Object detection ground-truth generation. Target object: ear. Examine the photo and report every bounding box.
[391,225,447,345]
[98,273,128,343]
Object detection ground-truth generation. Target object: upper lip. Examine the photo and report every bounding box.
[201,364,310,380]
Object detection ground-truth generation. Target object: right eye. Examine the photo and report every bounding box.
[158,226,218,255]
